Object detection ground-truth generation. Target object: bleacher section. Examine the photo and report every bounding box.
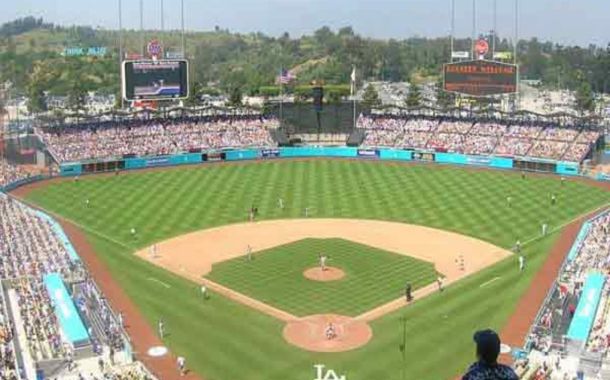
[358,116,601,163]
[38,116,279,163]
[0,193,147,379]
[523,210,610,378]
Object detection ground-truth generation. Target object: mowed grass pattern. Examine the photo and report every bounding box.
[206,238,438,316]
[28,160,610,249]
[24,160,610,380]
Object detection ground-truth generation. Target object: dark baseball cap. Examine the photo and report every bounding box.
[473,329,501,364]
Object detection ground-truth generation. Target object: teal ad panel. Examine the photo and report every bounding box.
[556,162,580,176]
[280,147,358,157]
[226,149,260,161]
[379,149,413,161]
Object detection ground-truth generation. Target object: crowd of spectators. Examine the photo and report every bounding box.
[38,116,279,163]
[0,194,151,379]
[0,286,19,380]
[0,195,76,362]
[525,210,610,377]
[358,116,600,162]
[0,159,29,189]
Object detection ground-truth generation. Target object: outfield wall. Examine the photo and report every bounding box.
[54,147,583,178]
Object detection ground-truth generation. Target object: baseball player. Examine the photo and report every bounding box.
[85,199,90,208]
[177,356,186,376]
[150,244,158,259]
[437,276,444,292]
[201,284,208,300]
[506,196,512,208]
[130,227,137,240]
[278,197,284,210]
[158,319,165,339]
[319,253,328,271]
[519,255,525,272]
[551,194,557,206]
[247,244,253,261]
[542,223,548,236]
[515,240,521,254]
[325,323,337,340]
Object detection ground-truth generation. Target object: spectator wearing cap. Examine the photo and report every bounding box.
[462,329,518,380]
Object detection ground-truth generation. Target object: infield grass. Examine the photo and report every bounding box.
[25,160,610,380]
[206,238,438,316]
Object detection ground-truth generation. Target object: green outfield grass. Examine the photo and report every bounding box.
[206,238,438,316]
[25,160,610,380]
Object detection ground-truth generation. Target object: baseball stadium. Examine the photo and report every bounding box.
[1,2,610,380]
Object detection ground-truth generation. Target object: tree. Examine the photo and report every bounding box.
[361,84,381,109]
[67,75,87,112]
[405,83,421,108]
[574,80,595,115]
[435,78,454,110]
[186,81,203,106]
[228,86,243,106]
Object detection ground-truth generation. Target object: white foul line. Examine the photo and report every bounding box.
[147,277,171,288]
[480,277,501,288]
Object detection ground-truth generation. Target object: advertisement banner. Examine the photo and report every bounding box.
[566,272,606,342]
[43,274,90,345]
[412,151,435,162]
[261,149,281,158]
[357,149,379,157]
[145,157,171,167]
[465,156,491,166]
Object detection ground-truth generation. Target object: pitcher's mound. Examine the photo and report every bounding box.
[283,314,372,352]
[303,267,345,282]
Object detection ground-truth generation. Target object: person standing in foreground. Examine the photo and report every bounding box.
[462,329,518,380]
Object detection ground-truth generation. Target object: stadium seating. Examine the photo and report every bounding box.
[0,159,30,189]
[524,211,610,378]
[358,116,600,162]
[37,116,279,163]
[0,194,151,379]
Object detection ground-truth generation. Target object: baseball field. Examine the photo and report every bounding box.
[19,159,610,380]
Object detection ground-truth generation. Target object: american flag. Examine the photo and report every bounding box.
[276,68,296,85]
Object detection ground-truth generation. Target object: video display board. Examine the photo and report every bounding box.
[443,60,518,97]
[122,60,189,101]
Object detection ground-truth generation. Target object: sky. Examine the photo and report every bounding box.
[1,0,609,47]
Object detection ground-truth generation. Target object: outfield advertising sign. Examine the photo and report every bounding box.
[357,149,379,157]
[566,272,606,343]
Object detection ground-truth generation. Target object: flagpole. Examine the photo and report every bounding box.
[280,75,284,129]
[352,66,357,131]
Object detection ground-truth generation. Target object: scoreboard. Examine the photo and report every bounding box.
[122,59,189,101]
[443,60,518,97]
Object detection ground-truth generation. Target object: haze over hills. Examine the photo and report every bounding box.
[0,16,608,113]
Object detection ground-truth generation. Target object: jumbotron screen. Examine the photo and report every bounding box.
[443,60,518,97]
[122,60,189,101]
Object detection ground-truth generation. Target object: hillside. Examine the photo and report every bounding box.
[0,17,608,106]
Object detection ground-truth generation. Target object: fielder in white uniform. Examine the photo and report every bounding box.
[519,255,525,272]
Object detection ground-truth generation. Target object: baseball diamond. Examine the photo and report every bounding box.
[2,5,610,379]
[13,159,610,380]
